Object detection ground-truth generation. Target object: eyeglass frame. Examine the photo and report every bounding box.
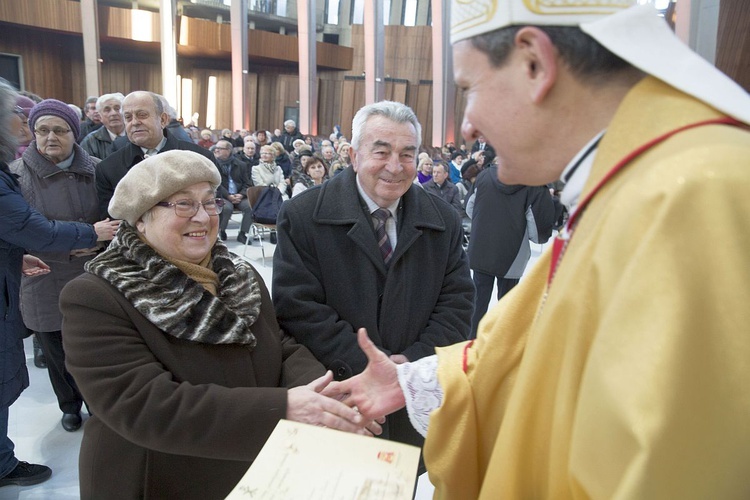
[34,127,72,137]
[154,198,225,218]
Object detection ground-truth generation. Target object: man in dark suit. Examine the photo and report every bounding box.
[272,101,474,467]
[95,91,228,230]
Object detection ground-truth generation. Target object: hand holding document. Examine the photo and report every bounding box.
[226,419,420,500]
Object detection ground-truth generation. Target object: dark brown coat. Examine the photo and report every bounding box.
[61,266,324,499]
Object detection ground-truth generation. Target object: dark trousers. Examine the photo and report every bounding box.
[218,198,233,232]
[234,198,253,233]
[470,271,520,339]
[219,198,253,233]
[0,407,17,478]
[35,330,83,414]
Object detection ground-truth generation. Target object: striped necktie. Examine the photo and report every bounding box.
[372,208,393,265]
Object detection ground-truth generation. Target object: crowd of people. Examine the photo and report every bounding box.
[1,1,749,497]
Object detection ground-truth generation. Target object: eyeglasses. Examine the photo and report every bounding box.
[214,146,232,151]
[155,198,225,217]
[13,105,26,116]
[34,127,72,137]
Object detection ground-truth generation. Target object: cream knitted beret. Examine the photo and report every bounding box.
[109,150,221,225]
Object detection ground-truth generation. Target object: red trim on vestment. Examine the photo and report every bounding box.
[462,340,475,374]
[548,117,742,286]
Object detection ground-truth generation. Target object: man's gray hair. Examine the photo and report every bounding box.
[284,119,295,128]
[96,92,125,111]
[0,79,18,163]
[68,104,83,120]
[350,101,422,150]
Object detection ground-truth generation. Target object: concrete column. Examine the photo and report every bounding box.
[415,0,429,25]
[364,0,385,103]
[160,0,179,108]
[675,0,720,64]
[231,0,250,131]
[389,0,404,25]
[297,0,318,135]
[80,0,101,97]
[338,0,354,46]
[431,0,454,147]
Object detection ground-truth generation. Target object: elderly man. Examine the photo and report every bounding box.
[80,93,125,161]
[239,136,259,168]
[213,139,253,243]
[77,96,102,142]
[422,163,464,215]
[273,101,473,462]
[277,119,303,153]
[95,91,225,220]
[325,3,750,498]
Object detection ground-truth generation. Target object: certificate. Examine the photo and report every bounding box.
[226,419,421,499]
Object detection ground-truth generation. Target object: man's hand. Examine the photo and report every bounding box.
[322,328,406,420]
[287,371,382,436]
[22,255,50,277]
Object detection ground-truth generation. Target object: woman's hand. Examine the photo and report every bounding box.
[322,328,406,420]
[287,371,382,436]
[22,255,50,276]
[93,218,121,241]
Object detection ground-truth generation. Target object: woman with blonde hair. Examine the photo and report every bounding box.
[329,141,351,176]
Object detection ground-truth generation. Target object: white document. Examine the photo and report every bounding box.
[226,419,421,499]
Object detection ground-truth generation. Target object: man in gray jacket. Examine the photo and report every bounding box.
[80,93,125,160]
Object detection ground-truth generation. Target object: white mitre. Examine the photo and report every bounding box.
[450,0,750,125]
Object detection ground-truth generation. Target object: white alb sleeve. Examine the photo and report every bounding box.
[396,355,443,437]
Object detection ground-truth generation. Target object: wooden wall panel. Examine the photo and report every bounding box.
[716,0,750,92]
[0,23,86,104]
[102,5,160,42]
[0,0,81,33]
[246,72,259,131]
[347,25,433,83]
[100,61,162,96]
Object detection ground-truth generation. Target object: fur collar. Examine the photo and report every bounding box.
[86,223,261,346]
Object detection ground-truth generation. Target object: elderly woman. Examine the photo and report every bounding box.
[253,145,288,199]
[416,155,434,184]
[329,141,351,176]
[0,80,117,488]
[59,150,371,498]
[197,129,214,150]
[292,154,328,198]
[10,99,119,433]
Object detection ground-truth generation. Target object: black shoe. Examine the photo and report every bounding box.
[0,461,52,487]
[237,232,248,244]
[61,412,82,432]
[32,335,46,369]
[33,347,46,369]
[220,230,228,241]
[270,232,277,244]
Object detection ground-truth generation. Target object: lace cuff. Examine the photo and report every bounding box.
[396,355,443,437]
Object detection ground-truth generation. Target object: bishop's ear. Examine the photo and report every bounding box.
[514,27,558,104]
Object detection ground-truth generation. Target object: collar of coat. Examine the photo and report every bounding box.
[311,166,448,268]
[18,142,95,179]
[125,130,180,167]
[86,223,261,346]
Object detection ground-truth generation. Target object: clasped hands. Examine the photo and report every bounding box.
[287,328,407,437]
[321,328,407,424]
